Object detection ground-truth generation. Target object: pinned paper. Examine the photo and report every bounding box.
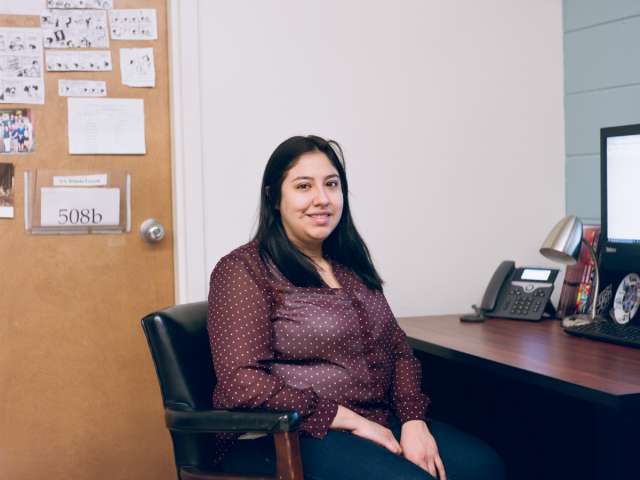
[109,9,157,40]
[59,79,107,97]
[47,0,113,8]
[0,1,44,16]
[0,28,45,104]
[41,9,109,49]
[46,50,112,71]
[67,98,146,155]
[53,174,107,186]
[40,187,120,226]
[120,48,155,87]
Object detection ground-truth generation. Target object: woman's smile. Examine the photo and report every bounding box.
[306,211,332,226]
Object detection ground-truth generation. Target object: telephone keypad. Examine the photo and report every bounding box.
[501,284,550,319]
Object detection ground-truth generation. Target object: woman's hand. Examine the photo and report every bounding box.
[352,416,403,456]
[400,420,446,479]
[330,405,403,455]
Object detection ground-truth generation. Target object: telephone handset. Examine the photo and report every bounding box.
[481,260,517,314]
[462,260,559,322]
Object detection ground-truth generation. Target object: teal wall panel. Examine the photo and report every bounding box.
[564,0,640,220]
[566,154,600,221]
[565,16,640,93]
[564,0,640,31]
[565,85,640,155]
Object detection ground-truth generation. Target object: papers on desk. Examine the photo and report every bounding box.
[0,28,45,104]
[67,98,145,155]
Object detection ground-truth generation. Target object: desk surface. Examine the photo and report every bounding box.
[397,315,640,409]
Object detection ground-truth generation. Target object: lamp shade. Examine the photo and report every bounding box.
[539,215,583,265]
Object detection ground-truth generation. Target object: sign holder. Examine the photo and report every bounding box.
[24,169,131,234]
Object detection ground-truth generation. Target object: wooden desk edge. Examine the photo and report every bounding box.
[398,315,640,411]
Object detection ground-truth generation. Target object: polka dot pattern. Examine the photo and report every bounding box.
[206,241,430,463]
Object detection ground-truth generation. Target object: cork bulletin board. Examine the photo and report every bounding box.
[0,1,176,479]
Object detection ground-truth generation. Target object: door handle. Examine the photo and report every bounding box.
[140,218,165,243]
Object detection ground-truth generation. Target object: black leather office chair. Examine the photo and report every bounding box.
[141,301,304,480]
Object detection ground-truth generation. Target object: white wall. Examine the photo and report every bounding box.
[170,0,565,316]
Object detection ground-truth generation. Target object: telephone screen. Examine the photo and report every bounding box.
[521,269,552,281]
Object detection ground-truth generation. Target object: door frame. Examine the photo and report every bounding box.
[168,0,208,303]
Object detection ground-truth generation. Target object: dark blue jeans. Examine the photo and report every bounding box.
[222,418,505,480]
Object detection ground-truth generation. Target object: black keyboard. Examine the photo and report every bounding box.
[564,321,640,348]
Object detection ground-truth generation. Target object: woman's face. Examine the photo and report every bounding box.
[279,150,344,252]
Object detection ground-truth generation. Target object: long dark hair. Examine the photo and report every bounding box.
[253,135,383,290]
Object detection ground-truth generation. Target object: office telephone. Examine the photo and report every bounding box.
[463,261,559,322]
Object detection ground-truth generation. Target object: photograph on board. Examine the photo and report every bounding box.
[0,162,15,218]
[1,108,34,153]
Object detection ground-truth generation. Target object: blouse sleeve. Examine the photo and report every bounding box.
[207,254,338,438]
[388,312,431,423]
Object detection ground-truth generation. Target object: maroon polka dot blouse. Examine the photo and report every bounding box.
[207,241,430,461]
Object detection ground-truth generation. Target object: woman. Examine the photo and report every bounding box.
[207,135,504,480]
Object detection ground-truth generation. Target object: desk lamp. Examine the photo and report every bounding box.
[539,215,604,327]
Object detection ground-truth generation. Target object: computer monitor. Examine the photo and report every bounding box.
[600,123,640,270]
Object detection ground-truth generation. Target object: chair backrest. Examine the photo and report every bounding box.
[141,301,215,411]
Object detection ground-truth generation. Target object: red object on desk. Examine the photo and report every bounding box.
[557,224,601,318]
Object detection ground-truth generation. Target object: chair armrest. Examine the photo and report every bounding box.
[165,408,301,433]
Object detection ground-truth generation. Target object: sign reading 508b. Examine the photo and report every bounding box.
[57,208,104,225]
[40,187,120,227]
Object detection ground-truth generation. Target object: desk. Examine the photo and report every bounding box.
[397,315,640,480]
